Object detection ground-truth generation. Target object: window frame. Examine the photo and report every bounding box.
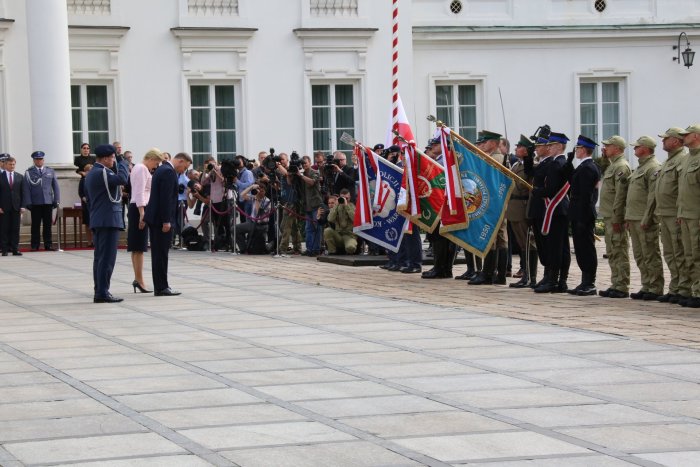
[187,82,241,169]
[434,82,481,143]
[70,82,114,155]
[310,81,359,157]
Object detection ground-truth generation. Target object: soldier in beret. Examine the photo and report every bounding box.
[625,136,663,300]
[598,136,631,298]
[22,151,60,251]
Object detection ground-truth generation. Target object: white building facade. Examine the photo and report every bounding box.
[0,0,698,203]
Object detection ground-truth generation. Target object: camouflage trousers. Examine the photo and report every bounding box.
[627,220,664,295]
[604,218,630,292]
[680,217,700,298]
[659,215,691,296]
[279,209,302,253]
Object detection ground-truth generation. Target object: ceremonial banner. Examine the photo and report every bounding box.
[398,150,445,233]
[442,137,515,257]
[353,149,408,252]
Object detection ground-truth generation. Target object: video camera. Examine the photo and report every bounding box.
[263,147,282,172]
[288,151,302,174]
[220,158,239,188]
[531,124,551,143]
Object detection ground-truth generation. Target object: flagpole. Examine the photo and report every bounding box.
[392,0,399,136]
[428,116,533,191]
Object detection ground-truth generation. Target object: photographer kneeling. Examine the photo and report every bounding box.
[235,182,272,254]
[323,189,357,255]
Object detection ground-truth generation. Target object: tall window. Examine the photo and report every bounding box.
[580,80,623,149]
[435,84,478,142]
[190,84,237,169]
[312,83,355,156]
[71,84,111,155]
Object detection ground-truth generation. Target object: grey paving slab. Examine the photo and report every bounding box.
[461,456,636,466]
[341,411,516,437]
[470,355,607,373]
[198,356,319,373]
[219,367,357,386]
[25,345,139,359]
[635,450,700,466]
[391,373,539,393]
[434,345,554,360]
[63,363,194,381]
[179,421,356,450]
[646,363,700,380]
[519,367,674,386]
[296,395,455,418]
[144,403,306,429]
[255,380,404,401]
[87,374,228,395]
[3,433,187,464]
[557,423,700,452]
[0,398,113,422]
[0,413,147,443]
[351,361,483,379]
[40,353,166,370]
[318,351,437,366]
[494,403,676,428]
[54,456,215,466]
[583,381,700,402]
[590,350,700,366]
[221,441,420,467]
[644,400,700,419]
[393,431,591,463]
[440,387,605,409]
[115,388,262,411]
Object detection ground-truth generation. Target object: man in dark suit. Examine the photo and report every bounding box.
[329,151,356,200]
[564,135,601,296]
[145,152,192,296]
[85,144,129,303]
[528,132,571,293]
[0,156,25,256]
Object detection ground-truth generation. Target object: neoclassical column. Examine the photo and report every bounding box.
[25,0,73,166]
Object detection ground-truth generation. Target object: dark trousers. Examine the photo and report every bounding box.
[571,219,597,279]
[0,209,20,252]
[546,215,571,277]
[92,227,119,298]
[429,230,455,274]
[149,225,173,292]
[30,204,53,248]
[212,201,231,248]
[403,227,423,268]
[236,221,267,254]
[533,217,548,268]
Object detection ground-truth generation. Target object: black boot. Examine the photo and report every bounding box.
[510,252,530,288]
[445,242,458,278]
[533,265,549,289]
[495,248,508,285]
[456,251,477,280]
[577,271,597,296]
[469,251,496,285]
[535,268,559,293]
[528,250,538,287]
[555,267,569,293]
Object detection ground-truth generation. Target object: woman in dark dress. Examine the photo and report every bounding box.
[78,163,93,246]
[128,149,163,292]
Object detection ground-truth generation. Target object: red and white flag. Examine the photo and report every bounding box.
[437,126,462,215]
[385,93,416,148]
[354,145,373,231]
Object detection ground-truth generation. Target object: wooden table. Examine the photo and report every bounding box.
[62,206,84,248]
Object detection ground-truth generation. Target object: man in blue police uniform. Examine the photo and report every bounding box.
[145,152,192,296]
[22,151,60,251]
[85,144,129,303]
[564,135,601,295]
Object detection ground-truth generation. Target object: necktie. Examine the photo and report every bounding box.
[8,172,12,188]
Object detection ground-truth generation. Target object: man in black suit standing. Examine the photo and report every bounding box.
[0,156,25,256]
[564,135,601,296]
[85,144,129,303]
[145,152,192,296]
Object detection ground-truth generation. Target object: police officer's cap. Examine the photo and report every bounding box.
[31,151,45,159]
[373,143,385,152]
[0,153,9,162]
[547,132,569,145]
[428,137,441,146]
[95,144,117,158]
[387,145,401,153]
[534,137,549,146]
[575,135,598,150]
[515,134,535,149]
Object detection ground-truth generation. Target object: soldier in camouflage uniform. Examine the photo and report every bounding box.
[653,128,690,303]
[677,124,700,308]
[598,136,631,298]
[625,136,663,300]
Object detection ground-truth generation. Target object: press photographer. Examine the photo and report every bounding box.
[323,188,357,255]
[321,151,356,200]
[277,152,304,254]
[235,182,272,254]
[297,155,323,256]
[201,158,234,251]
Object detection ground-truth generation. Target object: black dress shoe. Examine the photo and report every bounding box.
[642,292,660,301]
[401,266,422,274]
[509,278,529,288]
[599,288,611,297]
[379,263,392,270]
[94,295,124,303]
[154,288,181,296]
[455,270,476,281]
[421,269,449,279]
[386,264,401,272]
[567,283,584,295]
[468,273,493,285]
[12,251,22,256]
[534,282,557,293]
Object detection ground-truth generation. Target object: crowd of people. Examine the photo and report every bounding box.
[1,122,699,308]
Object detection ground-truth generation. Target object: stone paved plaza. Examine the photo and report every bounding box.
[0,248,699,466]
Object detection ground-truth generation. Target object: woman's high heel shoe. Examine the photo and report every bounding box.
[132,280,152,293]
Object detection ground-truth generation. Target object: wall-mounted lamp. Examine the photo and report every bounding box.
[673,32,695,69]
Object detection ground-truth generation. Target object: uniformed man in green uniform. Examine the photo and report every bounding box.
[598,135,631,298]
[677,123,700,308]
[625,136,663,300]
[469,130,509,285]
[508,135,537,288]
[653,128,690,303]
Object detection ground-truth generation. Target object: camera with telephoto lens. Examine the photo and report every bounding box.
[250,188,259,196]
[288,151,302,174]
[219,158,239,188]
[178,183,186,194]
[338,196,346,205]
[263,147,281,171]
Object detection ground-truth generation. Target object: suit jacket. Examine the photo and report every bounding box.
[22,165,60,206]
[529,155,569,219]
[0,171,24,211]
[85,161,129,229]
[145,161,178,227]
[332,165,356,199]
[567,158,601,223]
